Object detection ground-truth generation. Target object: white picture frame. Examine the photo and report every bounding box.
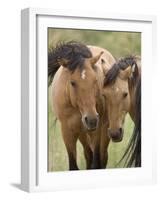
[21,8,157,192]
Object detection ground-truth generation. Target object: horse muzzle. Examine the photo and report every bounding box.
[82,114,99,131]
[108,128,123,142]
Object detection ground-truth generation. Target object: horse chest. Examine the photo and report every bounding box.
[58,106,84,131]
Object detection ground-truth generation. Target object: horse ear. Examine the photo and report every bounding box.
[119,66,132,80]
[90,51,104,65]
[57,58,69,67]
[131,63,139,78]
[132,64,136,73]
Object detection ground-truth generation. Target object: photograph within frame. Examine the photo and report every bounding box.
[47,28,141,172]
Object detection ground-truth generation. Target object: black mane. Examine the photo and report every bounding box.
[48,41,92,85]
[104,56,138,86]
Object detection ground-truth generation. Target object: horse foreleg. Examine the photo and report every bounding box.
[100,149,108,169]
[79,134,93,169]
[89,132,101,169]
[61,125,79,170]
[92,145,101,169]
[99,125,110,168]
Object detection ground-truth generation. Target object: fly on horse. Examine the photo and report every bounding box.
[48,41,115,170]
[103,56,141,167]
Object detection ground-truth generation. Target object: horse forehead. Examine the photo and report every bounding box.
[80,68,95,80]
[115,87,120,92]
[110,85,125,96]
[110,86,121,95]
[115,78,128,90]
[81,69,86,79]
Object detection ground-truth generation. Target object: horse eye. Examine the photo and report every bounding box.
[101,58,105,64]
[70,80,76,87]
[123,92,128,98]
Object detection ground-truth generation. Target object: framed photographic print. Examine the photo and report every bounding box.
[21,8,156,192]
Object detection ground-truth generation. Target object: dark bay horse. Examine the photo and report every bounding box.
[103,56,141,167]
[48,41,115,170]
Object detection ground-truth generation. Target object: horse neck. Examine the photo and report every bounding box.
[95,66,108,116]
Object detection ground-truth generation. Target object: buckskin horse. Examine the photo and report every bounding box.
[103,56,141,167]
[48,41,115,170]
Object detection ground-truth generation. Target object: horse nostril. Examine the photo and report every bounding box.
[119,128,122,134]
[84,116,88,124]
[84,116,98,130]
[108,128,123,142]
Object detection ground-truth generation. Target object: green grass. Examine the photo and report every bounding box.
[48,28,140,171]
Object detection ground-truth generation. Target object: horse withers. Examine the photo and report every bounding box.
[48,41,115,170]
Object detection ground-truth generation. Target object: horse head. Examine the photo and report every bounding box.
[49,42,104,131]
[60,51,103,131]
[103,56,139,142]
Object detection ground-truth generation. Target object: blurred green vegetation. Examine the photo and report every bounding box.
[48,28,141,58]
[48,28,141,171]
